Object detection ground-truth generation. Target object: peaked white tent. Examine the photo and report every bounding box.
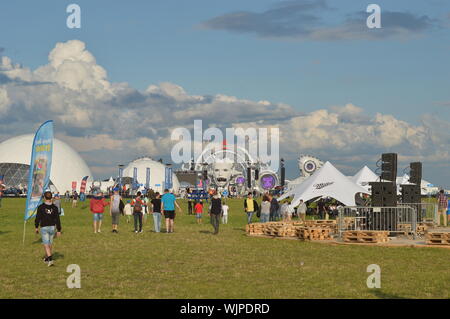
[350,166,379,192]
[280,161,369,207]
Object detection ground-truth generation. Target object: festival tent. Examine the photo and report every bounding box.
[350,166,379,192]
[281,161,369,207]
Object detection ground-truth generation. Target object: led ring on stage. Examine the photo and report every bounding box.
[303,160,317,173]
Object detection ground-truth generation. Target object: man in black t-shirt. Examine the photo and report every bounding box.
[150,192,162,233]
[209,194,222,235]
[35,191,62,267]
[317,199,327,219]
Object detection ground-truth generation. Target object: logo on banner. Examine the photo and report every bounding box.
[314,182,334,190]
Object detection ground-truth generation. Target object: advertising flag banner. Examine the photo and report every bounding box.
[133,167,138,190]
[79,176,89,194]
[24,120,53,221]
[165,167,173,190]
[118,167,124,188]
[146,167,151,190]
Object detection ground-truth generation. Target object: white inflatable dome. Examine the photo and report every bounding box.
[123,157,179,193]
[0,134,92,193]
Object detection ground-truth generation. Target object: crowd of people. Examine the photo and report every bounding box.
[18,185,450,267]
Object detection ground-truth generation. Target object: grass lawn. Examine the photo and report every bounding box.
[0,197,449,299]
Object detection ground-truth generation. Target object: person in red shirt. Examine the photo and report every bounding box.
[90,191,110,233]
[194,200,203,224]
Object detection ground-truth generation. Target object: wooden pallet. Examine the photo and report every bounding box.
[425,232,450,245]
[342,230,389,243]
[246,222,304,237]
[299,227,333,240]
[397,223,428,236]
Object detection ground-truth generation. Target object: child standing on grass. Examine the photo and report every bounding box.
[124,200,132,223]
[221,201,229,224]
[194,200,203,224]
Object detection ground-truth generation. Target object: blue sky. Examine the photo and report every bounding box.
[0,0,449,187]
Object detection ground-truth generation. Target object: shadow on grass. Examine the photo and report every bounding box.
[199,230,213,234]
[0,231,11,235]
[52,252,64,260]
[370,290,406,299]
[233,228,245,232]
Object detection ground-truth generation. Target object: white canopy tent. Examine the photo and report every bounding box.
[279,161,369,207]
[350,166,379,192]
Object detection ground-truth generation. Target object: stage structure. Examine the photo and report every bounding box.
[176,140,280,196]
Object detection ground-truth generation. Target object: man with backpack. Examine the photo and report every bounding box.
[132,191,144,233]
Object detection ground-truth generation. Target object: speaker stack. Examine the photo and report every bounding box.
[370,182,397,207]
[280,158,285,187]
[247,167,252,189]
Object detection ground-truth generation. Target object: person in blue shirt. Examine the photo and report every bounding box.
[161,189,181,233]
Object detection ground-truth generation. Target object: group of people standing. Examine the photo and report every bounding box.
[244,192,307,224]
[89,188,181,234]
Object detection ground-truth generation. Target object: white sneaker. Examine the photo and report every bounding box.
[98,229,101,233]
[47,260,54,267]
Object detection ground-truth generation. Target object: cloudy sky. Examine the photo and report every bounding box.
[0,0,449,187]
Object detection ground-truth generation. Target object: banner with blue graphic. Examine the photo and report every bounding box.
[24,121,53,221]
[118,167,124,189]
[165,167,173,190]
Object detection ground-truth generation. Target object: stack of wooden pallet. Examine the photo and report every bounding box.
[246,221,305,238]
[299,227,333,240]
[425,231,450,245]
[342,230,389,243]
[397,223,429,236]
[245,223,265,236]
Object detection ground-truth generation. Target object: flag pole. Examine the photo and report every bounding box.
[22,220,27,245]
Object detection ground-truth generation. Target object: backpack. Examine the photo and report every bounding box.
[133,199,142,213]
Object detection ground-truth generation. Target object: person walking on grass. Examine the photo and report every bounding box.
[209,194,222,234]
[260,195,271,223]
[110,188,123,233]
[194,200,203,224]
[161,189,181,233]
[244,192,259,224]
[35,191,61,267]
[151,192,162,232]
[221,201,229,224]
[280,200,289,222]
[269,194,280,221]
[297,199,307,222]
[124,200,132,223]
[132,192,144,233]
[72,191,79,208]
[437,189,448,226]
[90,191,109,233]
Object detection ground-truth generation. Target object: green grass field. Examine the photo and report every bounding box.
[0,198,449,299]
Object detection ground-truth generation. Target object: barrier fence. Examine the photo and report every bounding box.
[338,206,418,239]
[398,202,438,224]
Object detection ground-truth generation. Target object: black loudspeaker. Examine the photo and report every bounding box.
[381,153,397,182]
[409,162,422,185]
[370,182,397,207]
[247,167,252,188]
[203,170,208,180]
[254,169,259,181]
[280,167,285,186]
[401,184,421,203]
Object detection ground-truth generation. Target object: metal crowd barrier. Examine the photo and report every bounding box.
[398,202,437,224]
[338,206,418,239]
